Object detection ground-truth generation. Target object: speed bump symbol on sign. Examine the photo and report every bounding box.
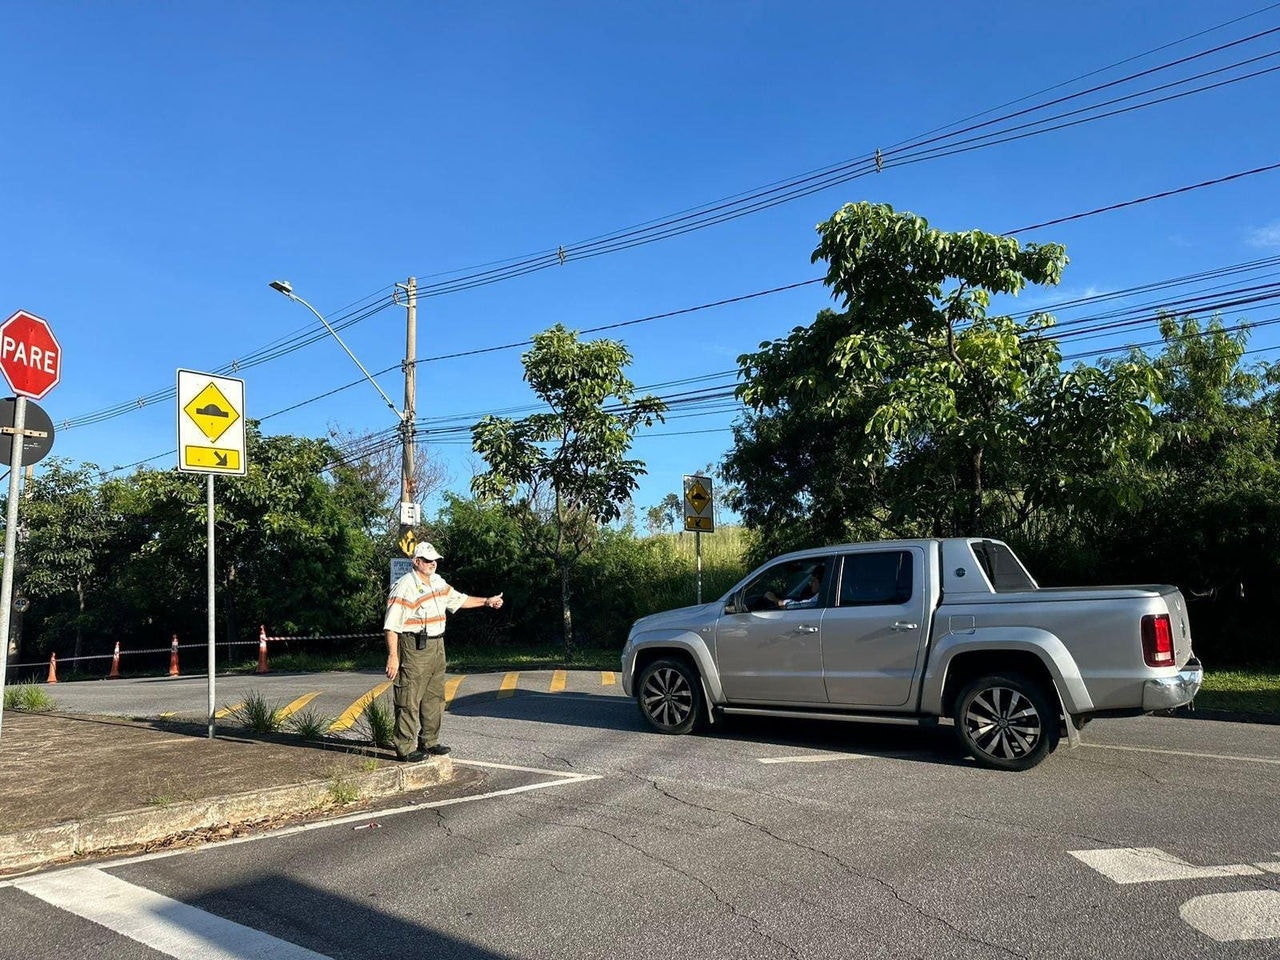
[183,382,240,443]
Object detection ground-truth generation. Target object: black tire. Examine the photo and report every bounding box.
[636,657,703,735]
[953,672,1057,771]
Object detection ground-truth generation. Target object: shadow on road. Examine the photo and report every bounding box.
[447,689,971,767]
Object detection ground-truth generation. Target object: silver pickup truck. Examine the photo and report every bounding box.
[621,538,1202,770]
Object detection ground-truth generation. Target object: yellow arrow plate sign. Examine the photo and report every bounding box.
[183,446,242,471]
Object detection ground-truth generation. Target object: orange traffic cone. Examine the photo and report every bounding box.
[108,641,121,679]
[169,634,180,677]
[46,652,58,684]
[256,625,269,674]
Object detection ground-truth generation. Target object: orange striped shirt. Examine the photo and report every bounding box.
[383,571,468,635]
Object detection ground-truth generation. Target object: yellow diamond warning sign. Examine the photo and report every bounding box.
[183,382,240,443]
[687,480,710,513]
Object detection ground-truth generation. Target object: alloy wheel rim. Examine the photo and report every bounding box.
[964,685,1041,760]
[642,667,693,726]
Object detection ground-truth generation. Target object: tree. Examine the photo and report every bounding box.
[646,493,681,535]
[725,201,1160,556]
[471,324,667,655]
[15,460,116,663]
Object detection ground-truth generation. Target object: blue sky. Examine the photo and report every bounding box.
[3,2,1279,525]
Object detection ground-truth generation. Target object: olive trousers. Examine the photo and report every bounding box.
[392,633,446,758]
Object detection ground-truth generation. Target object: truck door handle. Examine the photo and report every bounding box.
[796,624,819,633]
[892,621,919,631]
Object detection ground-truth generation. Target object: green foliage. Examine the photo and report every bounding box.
[3,682,57,712]
[286,708,334,741]
[1195,670,1280,717]
[233,691,284,733]
[327,777,361,805]
[726,201,1159,555]
[471,324,667,655]
[359,696,395,749]
[16,423,391,664]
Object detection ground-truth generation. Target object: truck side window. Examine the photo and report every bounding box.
[970,540,1037,592]
[837,551,912,606]
[741,559,829,611]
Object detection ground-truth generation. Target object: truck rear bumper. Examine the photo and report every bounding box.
[1142,658,1203,711]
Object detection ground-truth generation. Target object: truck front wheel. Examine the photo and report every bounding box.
[954,673,1057,771]
[637,657,703,735]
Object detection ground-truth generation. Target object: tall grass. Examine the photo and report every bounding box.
[233,691,284,733]
[4,682,57,712]
[360,696,396,749]
[647,526,750,611]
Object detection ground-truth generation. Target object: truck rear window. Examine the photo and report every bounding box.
[970,540,1037,592]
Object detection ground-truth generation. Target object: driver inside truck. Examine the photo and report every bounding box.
[768,569,822,609]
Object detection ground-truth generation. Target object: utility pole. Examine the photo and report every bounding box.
[395,277,419,554]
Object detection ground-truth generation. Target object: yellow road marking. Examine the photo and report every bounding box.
[498,671,519,699]
[330,681,393,732]
[276,691,320,720]
[601,671,616,686]
[550,670,567,693]
[445,675,465,708]
[215,701,243,719]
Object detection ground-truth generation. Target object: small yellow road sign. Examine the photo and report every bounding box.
[177,370,247,475]
[183,446,242,471]
[683,474,715,533]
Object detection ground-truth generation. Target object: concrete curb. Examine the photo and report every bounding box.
[0,756,453,872]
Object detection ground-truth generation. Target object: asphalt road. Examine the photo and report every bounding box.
[3,671,1278,959]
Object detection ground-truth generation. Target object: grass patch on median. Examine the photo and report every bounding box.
[3,682,57,712]
[1194,669,1280,718]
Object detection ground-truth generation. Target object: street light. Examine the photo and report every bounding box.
[269,278,422,552]
[268,279,400,418]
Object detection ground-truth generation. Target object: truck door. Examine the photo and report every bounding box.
[821,548,927,707]
[715,556,831,703]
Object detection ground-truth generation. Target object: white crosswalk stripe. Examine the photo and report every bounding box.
[16,867,332,960]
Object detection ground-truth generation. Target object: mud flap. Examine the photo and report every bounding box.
[1053,678,1081,749]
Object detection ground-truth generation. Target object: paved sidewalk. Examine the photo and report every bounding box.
[0,712,453,873]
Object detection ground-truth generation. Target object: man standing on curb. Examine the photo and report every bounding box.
[384,542,505,762]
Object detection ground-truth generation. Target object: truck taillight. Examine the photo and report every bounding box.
[1142,614,1175,667]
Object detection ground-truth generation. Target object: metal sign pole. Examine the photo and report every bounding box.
[0,397,28,742]
[696,530,703,605]
[207,474,216,739]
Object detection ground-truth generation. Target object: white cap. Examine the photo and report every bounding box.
[413,542,443,561]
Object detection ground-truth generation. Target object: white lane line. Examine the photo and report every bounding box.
[455,758,599,777]
[1069,847,1264,884]
[1181,891,1280,942]
[1083,743,1280,766]
[15,866,331,959]
[757,753,872,764]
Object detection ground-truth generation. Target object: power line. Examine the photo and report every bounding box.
[58,15,1280,433]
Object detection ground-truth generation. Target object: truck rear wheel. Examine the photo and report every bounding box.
[954,673,1056,771]
[637,657,703,735]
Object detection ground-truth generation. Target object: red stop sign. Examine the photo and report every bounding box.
[0,310,62,399]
